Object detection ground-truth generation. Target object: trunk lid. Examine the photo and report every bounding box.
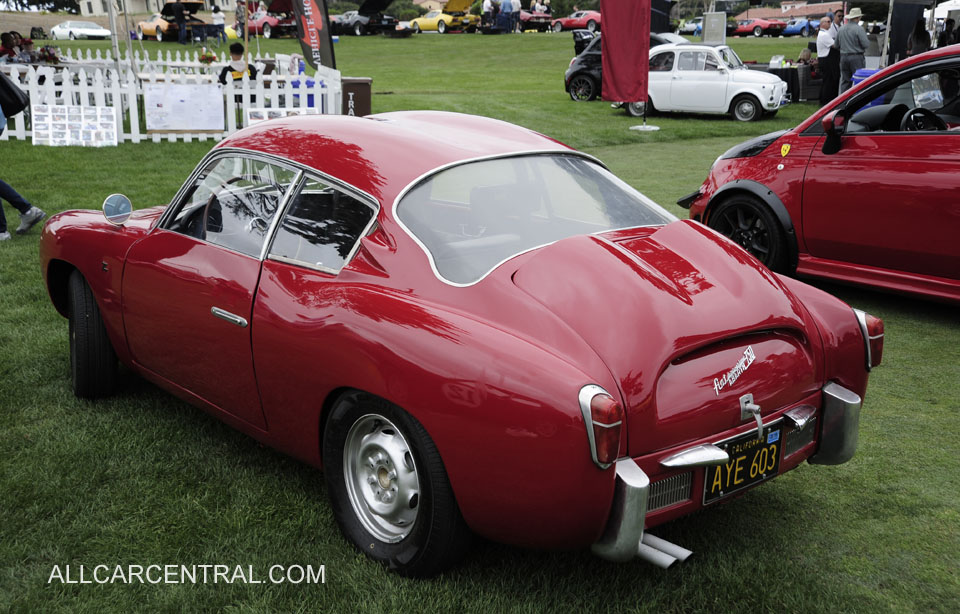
[512,220,822,456]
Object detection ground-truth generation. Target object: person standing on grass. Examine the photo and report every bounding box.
[482,0,493,27]
[938,19,955,47]
[1,106,45,242]
[907,19,930,56]
[837,8,869,94]
[173,0,188,45]
[817,16,839,105]
[218,42,258,84]
[212,5,227,43]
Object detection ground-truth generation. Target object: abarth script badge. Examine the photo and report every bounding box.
[713,346,756,396]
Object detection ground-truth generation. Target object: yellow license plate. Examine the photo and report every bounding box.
[703,422,782,504]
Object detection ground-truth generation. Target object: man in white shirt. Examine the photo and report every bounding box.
[817,16,839,105]
[482,0,493,27]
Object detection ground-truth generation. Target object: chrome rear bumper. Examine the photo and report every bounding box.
[591,382,862,563]
[809,381,862,465]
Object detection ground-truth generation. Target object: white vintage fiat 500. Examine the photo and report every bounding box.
[633,43,789,122]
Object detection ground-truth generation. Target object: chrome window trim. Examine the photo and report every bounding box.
[266,253,340,276]
[259,170,304,261]
[154,147,381,270]
[264,172,380,276]
[391,150,673,288]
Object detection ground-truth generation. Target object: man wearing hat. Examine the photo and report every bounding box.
[837,7,870,93]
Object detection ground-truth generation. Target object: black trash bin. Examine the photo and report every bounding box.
[342,77,372,116]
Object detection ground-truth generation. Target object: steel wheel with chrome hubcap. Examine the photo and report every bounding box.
[343,414,420,542]
[323,391,471,576]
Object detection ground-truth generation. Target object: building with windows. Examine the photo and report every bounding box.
[79,0,238,18]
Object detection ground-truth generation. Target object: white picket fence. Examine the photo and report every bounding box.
[1,50,342,144]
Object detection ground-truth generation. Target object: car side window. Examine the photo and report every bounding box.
[704,53,719,71]
[650,52,674,72]
[268,177,377,274]
[678,51,707,71]
[166,156,297,257]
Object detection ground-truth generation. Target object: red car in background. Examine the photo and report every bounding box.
[552,10,601,32]
[246,0,297,38]
[40,111,881,577]
[733,18,786,37]
[680,46,960,303]
[520,9,552,32]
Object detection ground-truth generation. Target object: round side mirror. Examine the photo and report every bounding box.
[103,194,132,226]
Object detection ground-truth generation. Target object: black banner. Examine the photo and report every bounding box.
[291,0,336,70]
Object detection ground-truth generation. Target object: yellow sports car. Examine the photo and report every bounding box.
[136,0,206,42]
[410,0,479,34]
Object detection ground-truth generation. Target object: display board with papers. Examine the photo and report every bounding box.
[143,82,225,132]
[31,105,118,147]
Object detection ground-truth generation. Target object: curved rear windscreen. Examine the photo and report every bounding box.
[397,154,675,285]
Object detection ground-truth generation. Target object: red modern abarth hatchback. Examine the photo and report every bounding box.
[681,46,960,303]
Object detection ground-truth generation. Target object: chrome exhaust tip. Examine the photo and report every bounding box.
[636,533,693,568]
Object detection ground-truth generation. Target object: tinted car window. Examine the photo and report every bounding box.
[167,156,296,257]
[650,52,674,72]
[268,177,376,274]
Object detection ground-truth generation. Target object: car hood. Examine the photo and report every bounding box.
[160,1,203,17]
[358,0,396,14]
[444,0,473,12]
[512,220,821,455]
[731,68,785,85]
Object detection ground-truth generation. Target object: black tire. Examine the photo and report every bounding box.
[354,22,363,36]
[626,101,645,117]
[568,73,598,101]
[136,26,144,40]
[156,28,164,42]
[801,27,809,37]
[437,20,447,34]
[263,23,272,39]
[323,391,471,577]
[707,195,787,272]
[753,26,762,37]
[586,19,597,32]
[68,270,118,399]
[552,21,563,32]
[69,31,76,40]
[412,22,420,33]
[730,94,761,122]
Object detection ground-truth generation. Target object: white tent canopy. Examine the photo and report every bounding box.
[926,0,960,19]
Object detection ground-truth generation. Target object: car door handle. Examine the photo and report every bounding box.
[211,306,248,328]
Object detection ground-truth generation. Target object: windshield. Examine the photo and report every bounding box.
[719,47,744,69]
[397,154,675,285]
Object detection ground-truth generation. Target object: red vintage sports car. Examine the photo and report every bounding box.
[733,18,786,37]
[680,45,960,304]
[40,111,881,576]
[552,9,601,32]
[246,0,297,39]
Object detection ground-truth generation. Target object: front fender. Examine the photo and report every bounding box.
[40,207,163,366]
[705,179,799,272]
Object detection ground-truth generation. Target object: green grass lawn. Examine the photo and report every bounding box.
[1,32,958,613]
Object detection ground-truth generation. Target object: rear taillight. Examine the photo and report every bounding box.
[578,385,624,469]
[854,309,884,370]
